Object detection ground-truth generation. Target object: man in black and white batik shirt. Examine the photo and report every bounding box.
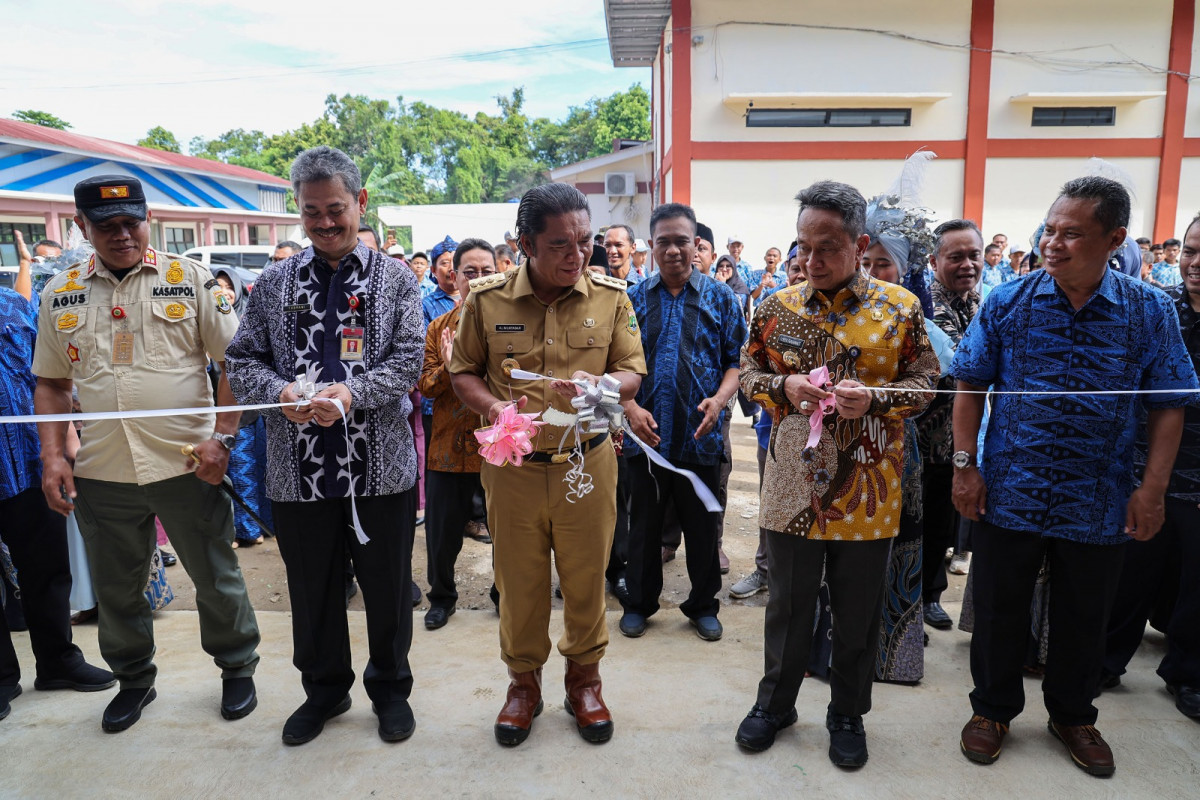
[226,146,424,747]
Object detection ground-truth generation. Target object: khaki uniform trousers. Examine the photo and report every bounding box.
[482,439,616,673]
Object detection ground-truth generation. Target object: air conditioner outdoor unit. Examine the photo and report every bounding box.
[605,172,637,197]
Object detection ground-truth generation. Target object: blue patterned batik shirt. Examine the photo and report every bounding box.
[1148,261,1183,289]
[420,286,459,415]
[0,288,40,500]
[625,269,747,465]
[951,269,1198,544]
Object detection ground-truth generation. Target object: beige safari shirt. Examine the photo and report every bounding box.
[449,264,647,452]
[32,248,239,485]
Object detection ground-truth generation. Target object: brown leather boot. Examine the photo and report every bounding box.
[494,667,542,746]
[563,659,613,743]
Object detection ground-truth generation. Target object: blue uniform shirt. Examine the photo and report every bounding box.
[625,269,747,465]
[0,288,42,500]
[951,269,1198,543]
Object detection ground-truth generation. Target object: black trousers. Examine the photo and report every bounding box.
[605,452,631,586]
[969,521,1125,726]
[661,414,732,550]
[0,488,84,687]
[624,454,721,619]
[424,470,483,610]
[756,532,891,718]
[1103,497,1200,686]
[921,462,957,603]
[273,489,416,708]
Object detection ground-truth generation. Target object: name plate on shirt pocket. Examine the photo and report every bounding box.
[779,334,807,348]
[495,324,526,332]
[284,303,311,314]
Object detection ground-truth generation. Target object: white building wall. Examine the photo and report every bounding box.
[376,203,519,254]
[990,0,1172,140]
[688,0,972,143]
[691,158,966,268]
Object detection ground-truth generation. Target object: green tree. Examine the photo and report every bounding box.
[533,84,650,166]
[137,126,181,153]
[12,109,71,130]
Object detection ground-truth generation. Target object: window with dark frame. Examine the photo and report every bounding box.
[746,108,912,128]
[1031,106,1116,127]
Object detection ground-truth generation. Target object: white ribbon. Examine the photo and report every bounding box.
[510,369,724,513]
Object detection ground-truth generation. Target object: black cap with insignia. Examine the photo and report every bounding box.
[74,174,148,222]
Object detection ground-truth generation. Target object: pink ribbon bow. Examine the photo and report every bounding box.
[805,365,837,450]
[475,403,546,467]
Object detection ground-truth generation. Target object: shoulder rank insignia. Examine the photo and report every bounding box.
[143,249,157,266]
[469,272,510,293]
[588,272,628,291]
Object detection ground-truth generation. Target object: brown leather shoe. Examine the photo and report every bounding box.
[1048,720,1115,777]
[960,715,1008,764]
[564,659,613,743]
[494,667,542,746]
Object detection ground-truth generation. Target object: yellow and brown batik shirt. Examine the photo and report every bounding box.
[741,271,940,540]
[420,304,482,473]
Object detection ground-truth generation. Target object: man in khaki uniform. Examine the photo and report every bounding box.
[450,183,645,747]
[32,175,260,733]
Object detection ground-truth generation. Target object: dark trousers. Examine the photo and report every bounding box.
[0,488,84,687]
[74,475,260,688]
[624,454,721,619]
[424,470,482,609]
[969,521,1125,726]
[661,414,732,550]
[756,531,891,718]
[1103,497,1200,686]
[921,462,956,603]
[273,489,416,708]
[606,452,630,586]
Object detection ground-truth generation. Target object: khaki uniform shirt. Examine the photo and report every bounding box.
[32,248,238,485]
[449,265,647,452]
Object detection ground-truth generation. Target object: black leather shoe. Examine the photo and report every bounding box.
[424,606,454,630]
[735,704,798,752]
[924,602,953,630]
[221,677,257,720]
[827,710,868,768]
[0,684,21,721]
[1168,684,1200,720]
[373,700,416,742]
[34,661,116,692]
[102,687,157,732]
[410,581,421,607]
[282,695,352,746]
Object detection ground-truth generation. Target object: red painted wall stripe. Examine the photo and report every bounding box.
[1154,0,1194,241]
[670,0,692,204]
[963,0,995,225]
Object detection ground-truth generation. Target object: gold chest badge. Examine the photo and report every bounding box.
[57,312,79,331]
[165,262,185,284]
[165,303,187,319]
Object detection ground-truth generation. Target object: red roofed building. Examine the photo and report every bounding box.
[0,118,298,260]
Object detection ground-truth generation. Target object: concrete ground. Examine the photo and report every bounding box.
[2,603,1197,799]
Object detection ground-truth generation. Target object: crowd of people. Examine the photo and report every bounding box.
[0,145,1196,780]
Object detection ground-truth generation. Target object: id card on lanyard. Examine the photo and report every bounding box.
[341,294,364,361]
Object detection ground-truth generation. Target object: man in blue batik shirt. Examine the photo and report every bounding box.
[951,176,1198,777]
[618,203,746,644]
[1,276,114,722]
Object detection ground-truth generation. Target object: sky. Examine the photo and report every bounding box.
[2,0,650,149]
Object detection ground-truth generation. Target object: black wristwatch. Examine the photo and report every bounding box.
[211,432,236,450]
[952,450,975,470]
